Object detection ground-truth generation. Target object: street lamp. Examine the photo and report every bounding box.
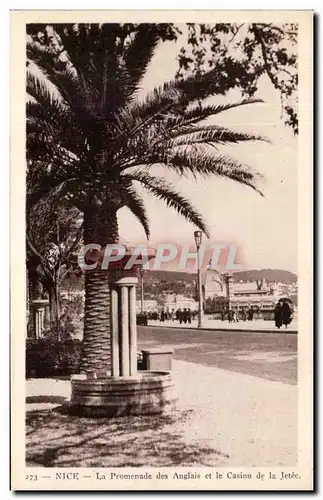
[194,230,203,328]
[139,267,145,313]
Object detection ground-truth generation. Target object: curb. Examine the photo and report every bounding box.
[142,324,298,334]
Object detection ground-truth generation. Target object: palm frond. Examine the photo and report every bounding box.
[164,125,269,148]
[27,39,92,122]
[115,85,181,135]
[53,24,143,117]
[26,101,69,141]
[122,171,210,236]
[121,187,150,239]
[126,68,223,116]
[43,25,112,118]
[164,98,264,131]
[26,128,80,175]
[142,147,264,195]
[113,90,264,156]
[124,24,160,93]
[26,64,66,111]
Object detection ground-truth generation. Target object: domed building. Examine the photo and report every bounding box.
[203,267,283,319]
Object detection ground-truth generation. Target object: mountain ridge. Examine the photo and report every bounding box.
[145,268,297,283]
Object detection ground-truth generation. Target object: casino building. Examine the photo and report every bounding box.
[203,269,282,318]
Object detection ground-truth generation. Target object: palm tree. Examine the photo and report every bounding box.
[26,24,267,374]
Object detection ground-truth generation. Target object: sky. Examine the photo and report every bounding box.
[117,34,298,274]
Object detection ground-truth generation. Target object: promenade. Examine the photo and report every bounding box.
[26,359,297,467]
[26,320,297,467]
[147,317,298,333]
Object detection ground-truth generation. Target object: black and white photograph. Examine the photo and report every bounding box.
[10,10,313,491]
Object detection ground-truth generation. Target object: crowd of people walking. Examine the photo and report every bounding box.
[144,308,197,324]
[138,299,294,329]
[221,307,255,323]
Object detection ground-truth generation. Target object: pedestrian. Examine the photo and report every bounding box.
[248,306,254,321]
[274,302,283,329]
[160,310,165,322]
[177,309,183,324]
[187,308,192,324]
[281,300,293,328]
[183,308,188,324]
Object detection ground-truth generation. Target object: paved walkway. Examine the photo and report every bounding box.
[172,360,297,466]
[138,326,297,385]
[147,318,298,333]
[26,360,297,467]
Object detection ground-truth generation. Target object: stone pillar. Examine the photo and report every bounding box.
[35,308,43,337]
[120,285,130,376]
[110,288,120,377]
[129,285,137,376]
[110,275,138,378]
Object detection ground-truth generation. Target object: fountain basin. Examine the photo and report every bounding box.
[69,371,177,417]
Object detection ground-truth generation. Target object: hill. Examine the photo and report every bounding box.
[61,268,297,291]
[145,270,195,283]
[145,268,297,284]
[232,269,297,283]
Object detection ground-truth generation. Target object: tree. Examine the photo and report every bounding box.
[27,23,298,132]
[177,23,298,133]
[26,178,83,338]
[26,23,268,374]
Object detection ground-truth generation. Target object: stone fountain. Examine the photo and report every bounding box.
[70,243,177,417]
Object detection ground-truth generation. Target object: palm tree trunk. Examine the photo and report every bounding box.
[80,205,119,375]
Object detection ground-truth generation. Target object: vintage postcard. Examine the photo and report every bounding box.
[10,10,313,491]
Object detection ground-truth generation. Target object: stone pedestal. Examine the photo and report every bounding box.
[142,348,174,371]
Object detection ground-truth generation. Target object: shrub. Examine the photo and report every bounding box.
[26,339,145,378]
[26,338,82,378]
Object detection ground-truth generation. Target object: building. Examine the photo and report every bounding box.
[204,268,294,317]
[136,294,198,313]
[161,293,198,313]
[136,299,158,313]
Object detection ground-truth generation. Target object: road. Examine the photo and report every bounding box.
[138,326,297,385]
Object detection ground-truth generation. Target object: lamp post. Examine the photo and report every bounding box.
[139,267,145,313]
[194,230,204,328]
